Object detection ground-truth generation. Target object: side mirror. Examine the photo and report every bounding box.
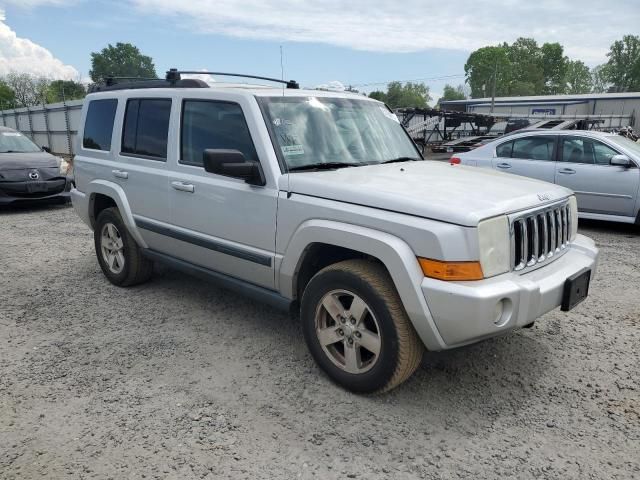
[610,154,632,168]
[41,146,51,153]
[202,149,265,186]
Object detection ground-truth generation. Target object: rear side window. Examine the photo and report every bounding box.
[83,99,117,151]
[496,141,513,158]
[181,100,258,167]
[121,99,172,160]
[512,136,555,161]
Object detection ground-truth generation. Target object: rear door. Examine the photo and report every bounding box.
[491,135,557,183]
[554,135,639,216]
[113,96,173,252]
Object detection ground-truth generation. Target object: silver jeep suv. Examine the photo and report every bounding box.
[71,70,599,393]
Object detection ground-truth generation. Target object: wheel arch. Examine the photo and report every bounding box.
[278,219,446,351]
[86,180,147,248]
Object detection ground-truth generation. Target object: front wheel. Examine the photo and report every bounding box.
[301,260,424,393]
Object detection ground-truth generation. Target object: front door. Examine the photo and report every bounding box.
[168,99,277,289]
[492,135,557,183]
[554,135,639,217]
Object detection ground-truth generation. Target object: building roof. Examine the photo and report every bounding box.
[441,92,640,106]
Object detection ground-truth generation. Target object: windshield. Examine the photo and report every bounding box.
[608,135,640,158]
[258,96,420,170]
[0,131,41,153]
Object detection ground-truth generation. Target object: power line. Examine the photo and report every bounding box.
[351,74,466,88]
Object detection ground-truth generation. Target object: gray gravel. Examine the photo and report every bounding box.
[1,204,639,480]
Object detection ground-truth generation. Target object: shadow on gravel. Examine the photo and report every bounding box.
[578,218,639,236]
[0,201,71,215]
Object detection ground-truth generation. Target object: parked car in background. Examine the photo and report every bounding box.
[452,130,640,224]
[0,126,71,205]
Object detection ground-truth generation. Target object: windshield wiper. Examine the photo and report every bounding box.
[379,157,421,165]
[288,162,363,172]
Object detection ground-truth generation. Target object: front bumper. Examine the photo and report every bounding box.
[421,234,599,348]
[0,176,72,205]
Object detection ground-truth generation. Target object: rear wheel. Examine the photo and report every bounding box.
[301,260,423,393]
[94,207,153,287]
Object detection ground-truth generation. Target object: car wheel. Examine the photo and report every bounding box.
[301,259,423,393]
[94,207,153,287]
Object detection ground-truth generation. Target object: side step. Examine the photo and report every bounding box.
[142,249,292,312]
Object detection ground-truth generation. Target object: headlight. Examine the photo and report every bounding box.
[478,215,510,278]
[569,196,578,241]
[58,157,69,175]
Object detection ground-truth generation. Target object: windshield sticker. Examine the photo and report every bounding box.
[281,145,305,156]
[2,132,22,137]
[379,107,400,123]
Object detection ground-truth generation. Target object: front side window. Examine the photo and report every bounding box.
[181,100,258,166]
[121,98,172,159]
[511,136,555,161]
[83,99,117,151]
[561,136,620,165]
[258,96,420,170]
[0,130,41,153]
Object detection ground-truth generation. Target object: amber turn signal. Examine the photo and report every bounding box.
[418,258,484,281]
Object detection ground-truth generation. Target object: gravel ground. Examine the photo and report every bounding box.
[1,204,639,480]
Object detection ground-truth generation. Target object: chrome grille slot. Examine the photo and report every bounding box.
[511,201,572,273]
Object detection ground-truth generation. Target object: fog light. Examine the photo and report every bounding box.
[493,298,512,327]
[493,301,504,325]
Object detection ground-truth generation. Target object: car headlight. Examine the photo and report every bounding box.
[569,196,578,241]
[58,157,69,175]
[478,215,510,278]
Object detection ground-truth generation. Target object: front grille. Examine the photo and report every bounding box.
[511,202,572,272]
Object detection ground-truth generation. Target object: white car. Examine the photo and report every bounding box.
[452,129,640,224]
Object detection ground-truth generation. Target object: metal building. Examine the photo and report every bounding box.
[439,92,640,129]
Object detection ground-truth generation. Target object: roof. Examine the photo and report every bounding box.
[440,91,640,106]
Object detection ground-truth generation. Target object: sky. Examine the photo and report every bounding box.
[0,0,638,101]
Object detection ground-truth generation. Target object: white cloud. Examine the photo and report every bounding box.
[0,10,78,79]
[129,0,639,65]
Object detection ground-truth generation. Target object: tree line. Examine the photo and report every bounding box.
[373,34,640,106]
[0,43,156,109]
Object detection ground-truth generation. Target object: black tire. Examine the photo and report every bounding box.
[94,207,153,287]
[301,259,423,393]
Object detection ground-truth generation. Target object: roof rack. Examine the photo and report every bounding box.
[165,69,300,89]
[88,77,209,93]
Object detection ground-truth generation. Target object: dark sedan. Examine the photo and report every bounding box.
[0,127,71,205]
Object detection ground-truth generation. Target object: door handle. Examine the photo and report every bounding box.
[171,181,195,193]
[112,169,128,179]
[558,168,576,175]
[496,163,512,169]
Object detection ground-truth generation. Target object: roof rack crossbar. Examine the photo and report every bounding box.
[166,69,300,89]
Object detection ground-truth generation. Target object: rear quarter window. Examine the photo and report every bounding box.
[83,99,118,151]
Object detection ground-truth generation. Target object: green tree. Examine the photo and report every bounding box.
[368,90,387,102]
[384,81,431,108]
[368,82,431,108]
[541,42,568,94]
[507,38,544,95]
[90,42,157,83]
[441,84,466,101]
[591,65,610,93]
[2,72,49,107]
[0,81,15,107]
[565,60,593,94]
[602,35,640,91]
[464,45,512,98]
[46,80,86,103]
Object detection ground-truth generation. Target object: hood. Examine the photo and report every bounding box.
[286,161,572,227]
[0,151,59,170]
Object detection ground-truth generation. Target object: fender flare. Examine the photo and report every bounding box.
[87,180,147,248]
[279,219,447,351]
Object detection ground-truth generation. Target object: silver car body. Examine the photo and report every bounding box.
[71,86,598,351]
[455,130,640,224]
